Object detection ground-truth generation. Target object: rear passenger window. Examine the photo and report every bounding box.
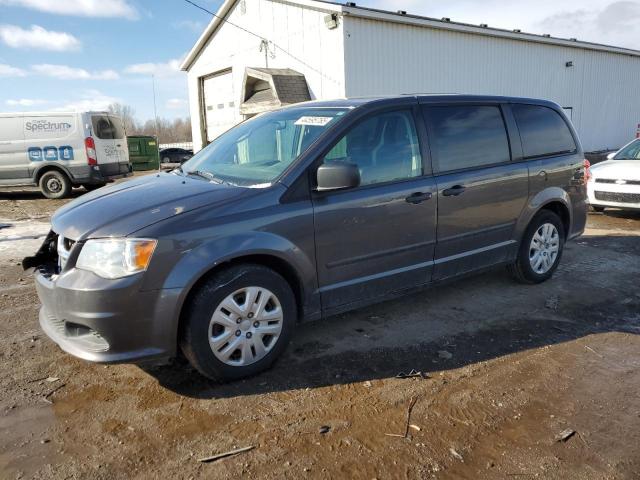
[512,105,576,158]
[92,115,125,139]
[425,105,510,172]
[323,110,422,186]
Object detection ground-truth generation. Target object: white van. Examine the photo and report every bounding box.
[0,111,131,198]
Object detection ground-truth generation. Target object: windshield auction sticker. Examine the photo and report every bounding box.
[295,116,334,127]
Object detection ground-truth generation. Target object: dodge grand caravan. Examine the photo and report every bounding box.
[0,111,131,198]
[24,95,588,381]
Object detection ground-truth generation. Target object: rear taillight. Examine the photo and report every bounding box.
[85,137,97,166]
[583,159,591,185]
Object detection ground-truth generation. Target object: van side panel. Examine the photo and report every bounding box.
[24,113,87,182]
[0,115,29,183]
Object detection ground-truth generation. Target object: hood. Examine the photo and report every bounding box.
[590,160,640,181]
[52,172,252,240]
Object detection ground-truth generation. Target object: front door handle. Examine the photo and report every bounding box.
[442,185,466,196]
[405,192,432,204]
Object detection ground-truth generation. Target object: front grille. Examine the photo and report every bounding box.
[595,178,640,185]
[56,234,75,271]
[594,191,640,203]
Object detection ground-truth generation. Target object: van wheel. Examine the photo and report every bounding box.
[180,264,296,381]
[39,170,71,199]
[508,210,565,284]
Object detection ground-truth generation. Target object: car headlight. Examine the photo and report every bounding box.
[76,238,157,279]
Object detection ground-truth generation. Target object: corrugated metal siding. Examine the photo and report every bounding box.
[187,0,346,151]
[344,16,640,151]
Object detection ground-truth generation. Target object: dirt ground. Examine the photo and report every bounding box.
[1,180,639,480]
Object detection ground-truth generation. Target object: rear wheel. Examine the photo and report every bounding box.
[508,210,565,284]
[39,170,71,199]
[162,156,171,164]
[180,264,296,381]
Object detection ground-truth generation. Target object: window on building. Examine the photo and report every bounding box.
[424,105,511,172]
[512,104,577,158]
[323,110,422,186]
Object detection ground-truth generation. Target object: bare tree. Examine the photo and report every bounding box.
[107,102,192,143]
[107,103,138,134]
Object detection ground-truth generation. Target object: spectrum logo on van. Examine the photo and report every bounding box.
[25,120,72,132]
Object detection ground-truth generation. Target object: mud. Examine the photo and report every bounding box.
[1,182,640,479]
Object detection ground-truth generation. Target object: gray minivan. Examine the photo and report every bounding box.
[25,95,588,381]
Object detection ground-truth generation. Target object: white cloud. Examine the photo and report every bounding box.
[172,20,206,33]
[166,98,188,110]
[55,89,121,112]
[31,64,120,80]
[0,63,27,77]
[360,0,640,49]
[0,24,81,51]
[124,59,182,78]
[0,0,138,19]
[6,98,48,106]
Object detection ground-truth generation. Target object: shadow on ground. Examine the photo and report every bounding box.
[141,244,640,400]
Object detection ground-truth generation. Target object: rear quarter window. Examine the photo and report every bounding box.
[92,115,125,139]
[512,105,576,158]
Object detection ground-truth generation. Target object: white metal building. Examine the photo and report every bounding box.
[181,0,640,153]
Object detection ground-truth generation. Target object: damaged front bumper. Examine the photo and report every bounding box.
[24,231,181,365]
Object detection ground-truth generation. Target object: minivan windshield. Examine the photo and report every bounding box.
[181,107,349,187]
[614,139,640,160]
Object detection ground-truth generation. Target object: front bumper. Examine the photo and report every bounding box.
[587,181,640,210]
[35,266,182,364]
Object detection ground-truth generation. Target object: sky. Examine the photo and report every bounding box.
[0,0,638,123]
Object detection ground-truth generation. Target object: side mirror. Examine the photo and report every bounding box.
[606,152,616,160]
[316,161,360,191]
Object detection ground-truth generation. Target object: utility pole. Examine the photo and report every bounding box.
[152,74,160,170]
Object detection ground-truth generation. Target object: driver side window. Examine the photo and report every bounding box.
[323,110,423,186]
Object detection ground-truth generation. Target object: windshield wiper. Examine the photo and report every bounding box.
[187,170,224,184]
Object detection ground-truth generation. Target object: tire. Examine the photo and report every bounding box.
[508,210,565,284]
[83,183,106,192]
[162,157,171,164]
[39,170,71,199]
[591,205,605,213]
[180,264,296,381]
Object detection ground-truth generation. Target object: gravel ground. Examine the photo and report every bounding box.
[1,179,639,479]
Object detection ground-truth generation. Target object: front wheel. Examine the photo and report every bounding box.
[39,170,71,199]
[180,264,296,381]
[508,210,565,284]
[591,205,605,213]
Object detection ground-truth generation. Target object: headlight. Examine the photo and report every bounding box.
[76,238,157,279]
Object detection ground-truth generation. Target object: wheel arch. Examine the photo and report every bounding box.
[173,248,315,354]
[33,163,74,184]
[516,187,572,244]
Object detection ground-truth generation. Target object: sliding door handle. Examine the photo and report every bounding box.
[442,185,466,196]
[405,192,432,204]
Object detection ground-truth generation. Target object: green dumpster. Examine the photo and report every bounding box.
[127,136,160,171]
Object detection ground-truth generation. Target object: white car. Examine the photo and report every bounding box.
[587,138,640,211]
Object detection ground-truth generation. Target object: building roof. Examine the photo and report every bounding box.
[181,0,640,71]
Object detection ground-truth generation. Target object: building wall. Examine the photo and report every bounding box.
[343,16,640,152]
[187,0,346,151]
